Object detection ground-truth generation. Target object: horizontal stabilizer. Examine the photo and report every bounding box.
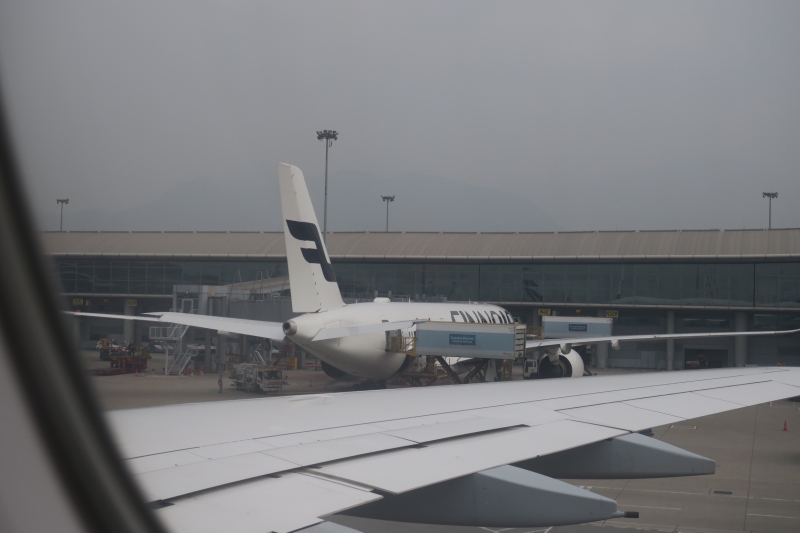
[345,465,621,527]
[312,320,425,341]
[517,432,715,479]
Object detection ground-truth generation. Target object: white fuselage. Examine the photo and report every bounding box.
[287,301,515,379]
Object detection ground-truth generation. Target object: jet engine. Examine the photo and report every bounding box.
[538,349,585,378]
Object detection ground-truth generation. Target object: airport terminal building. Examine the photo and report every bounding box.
[42,228,800,370]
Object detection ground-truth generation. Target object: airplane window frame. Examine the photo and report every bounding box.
[0,104,165,533]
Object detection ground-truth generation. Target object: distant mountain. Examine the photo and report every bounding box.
[38,170,558,233]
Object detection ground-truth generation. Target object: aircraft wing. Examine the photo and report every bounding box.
[526,327,800,350]
[69,312,426,343]
[69,311,287,340]
[107,366,800,533]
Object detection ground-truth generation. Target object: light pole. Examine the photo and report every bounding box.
[316,130,338,244]
[57,198,69,231]
[762,192,778,229]
[381,195,395,232]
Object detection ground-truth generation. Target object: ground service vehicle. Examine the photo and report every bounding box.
[230,364,283,393]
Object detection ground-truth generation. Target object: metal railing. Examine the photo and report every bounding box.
[167,345,196,375]
[385,334,416,356]
[148,308,195,375]
[250,346,268,366]
[149,322,190,341]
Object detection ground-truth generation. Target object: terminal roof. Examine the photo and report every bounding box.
[40,229,800,261]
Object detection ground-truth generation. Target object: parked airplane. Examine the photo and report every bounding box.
[72,163,800,384]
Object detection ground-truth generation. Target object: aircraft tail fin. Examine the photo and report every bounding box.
[278,163,345,313]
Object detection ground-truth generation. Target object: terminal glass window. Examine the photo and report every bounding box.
[756,263,800,307]
[59,261,77,293]
[50,258,799,309]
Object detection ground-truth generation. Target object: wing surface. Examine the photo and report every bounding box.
[106,367,800,533]
[526,327,800,350]
[69,312,424,342]
[69,311,286,340]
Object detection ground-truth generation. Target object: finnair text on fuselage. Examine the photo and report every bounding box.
[450,309,515,324]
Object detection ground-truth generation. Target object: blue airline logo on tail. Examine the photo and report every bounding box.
[286,220,336,282]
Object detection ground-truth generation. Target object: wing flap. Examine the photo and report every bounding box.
[470,404,570,427]
[694,381,800,406]
[383,416,522,443]
[624,392,741,419]
[560,403,684,431]
[256,424,387,449]
[533,391,628,411]
[262,433,412,467]
[318,420,625,494]
[125,450,207,476]
[766,370,800,387]
[604,374,778,400]
[186,440,276,460]
[135,452,299,501]
[372,411,476,431]
[154,472,381,533]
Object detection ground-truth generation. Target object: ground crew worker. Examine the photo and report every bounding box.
[218,374,223,393]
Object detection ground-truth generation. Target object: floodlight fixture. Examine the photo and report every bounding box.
[57,198,69,231]
[317,130,339,244]
[762,192,778,229]
[381,195,395,232]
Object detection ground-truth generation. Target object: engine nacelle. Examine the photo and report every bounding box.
[538,349,585,378]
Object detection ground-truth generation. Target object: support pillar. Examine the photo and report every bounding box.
[124,301,135,345]
[198,289,211,372]
[204,330,212,373]
[735,312,747,367]
[595,310,608,369]
[71,316,82,348]
[666,310,675,371]
[216,296,228,372]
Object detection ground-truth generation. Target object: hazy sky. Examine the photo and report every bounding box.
[1,1,799,232]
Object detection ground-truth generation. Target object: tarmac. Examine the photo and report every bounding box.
[82,351,800,533]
